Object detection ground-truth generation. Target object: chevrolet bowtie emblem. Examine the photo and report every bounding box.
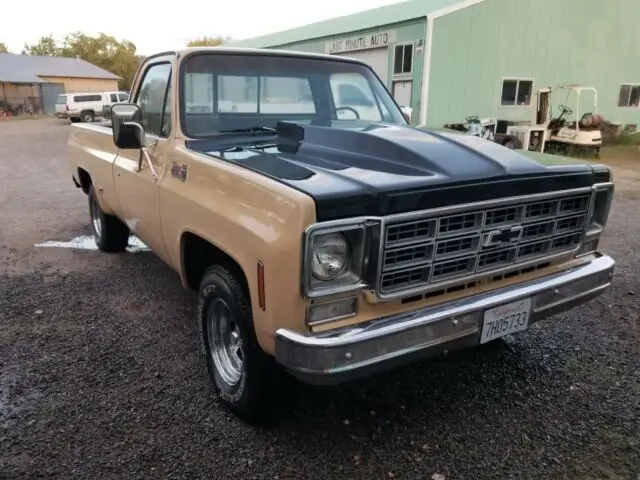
[483,225,523,248]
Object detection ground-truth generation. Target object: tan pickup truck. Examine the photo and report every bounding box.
[68,46,615,423]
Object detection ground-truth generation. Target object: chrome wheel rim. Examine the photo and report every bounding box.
[207,298,244,387]
[90,195,102,238]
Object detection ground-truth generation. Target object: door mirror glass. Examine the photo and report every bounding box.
[111,103,144,149]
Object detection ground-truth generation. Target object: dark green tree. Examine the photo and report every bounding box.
[21,32,139,90]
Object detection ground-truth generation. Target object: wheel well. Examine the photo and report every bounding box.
[77,168,92,194]
[181,232,250,296]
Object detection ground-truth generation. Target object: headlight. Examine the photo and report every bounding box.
[578,182,614,256]
[586,184,614,234]
[302,220,373,298]
[311,233,350,280]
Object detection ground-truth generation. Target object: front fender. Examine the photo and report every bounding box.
[160,147,317,354]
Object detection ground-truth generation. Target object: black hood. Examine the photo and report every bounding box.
[185,122,604,221]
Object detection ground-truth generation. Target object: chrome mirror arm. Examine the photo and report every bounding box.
[123,121,159,182]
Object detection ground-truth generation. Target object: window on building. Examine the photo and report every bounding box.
[501,79,533,106]
[618,84,640,107]
[393,44,413,75]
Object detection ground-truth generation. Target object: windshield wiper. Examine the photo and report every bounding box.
[219,126,277,135]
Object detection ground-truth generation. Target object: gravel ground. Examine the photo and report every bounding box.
[1,118,639,480]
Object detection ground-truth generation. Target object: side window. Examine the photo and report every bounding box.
[118,93,129,102]
[330,73,382,121]
[135,63,172,137]
[74,94,102,102]
[110,93,118,102]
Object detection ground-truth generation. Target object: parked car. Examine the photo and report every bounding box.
[67,47,615,424]
[56,91,129,123]
[102,92,130,123]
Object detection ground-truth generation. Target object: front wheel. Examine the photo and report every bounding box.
[198,265,284,424]
[88,185,130,252]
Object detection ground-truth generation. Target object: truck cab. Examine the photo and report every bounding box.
[67,47,615,424]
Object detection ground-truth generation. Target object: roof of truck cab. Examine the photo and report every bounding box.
[162,47,372,65]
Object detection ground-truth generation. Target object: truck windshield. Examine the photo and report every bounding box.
[180,53,407,138]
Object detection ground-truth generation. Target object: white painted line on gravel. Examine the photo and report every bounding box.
[34,235,150,253]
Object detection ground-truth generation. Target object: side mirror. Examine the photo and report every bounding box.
[111,103,144,149]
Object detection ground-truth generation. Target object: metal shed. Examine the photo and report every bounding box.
[0,53,120,116]
[227,0,640,130]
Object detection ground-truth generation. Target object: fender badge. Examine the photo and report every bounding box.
[171,162,188,182]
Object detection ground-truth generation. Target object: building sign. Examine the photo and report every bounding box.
[325,30,397,54]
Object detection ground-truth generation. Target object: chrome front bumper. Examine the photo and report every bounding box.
[275,253,615,385]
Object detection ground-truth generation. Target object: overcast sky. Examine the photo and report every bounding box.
[2,0,405,55]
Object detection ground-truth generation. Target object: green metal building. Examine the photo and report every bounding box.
[228,0,640,131]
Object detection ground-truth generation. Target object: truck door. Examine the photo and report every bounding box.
[113,60,173,260]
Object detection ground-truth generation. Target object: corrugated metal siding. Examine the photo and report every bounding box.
[427,0,640,127]
[227,0,459,48]
[38,76,119,93]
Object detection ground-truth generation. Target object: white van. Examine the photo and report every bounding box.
[55,91,129,123]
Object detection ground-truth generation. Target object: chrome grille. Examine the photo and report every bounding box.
[379,191,591,295]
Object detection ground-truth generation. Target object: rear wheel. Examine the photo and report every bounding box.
[81,111,94,123]
[88,185,129,253]
[198,265,285,424]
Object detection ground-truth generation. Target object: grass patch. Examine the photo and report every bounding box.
[598,146,640,164]
[610,132,640,146]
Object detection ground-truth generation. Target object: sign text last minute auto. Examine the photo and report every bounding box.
[325,30,397,54]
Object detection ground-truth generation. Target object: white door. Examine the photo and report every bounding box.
[336,47,389,87]
[392,80,412,108]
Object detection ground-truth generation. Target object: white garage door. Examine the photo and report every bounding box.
[336,47,389,87]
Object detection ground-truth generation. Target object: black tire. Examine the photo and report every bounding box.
[502,136,522,149]
[198,265,284,425]
[88,185,129,253]
[81,111,94,123]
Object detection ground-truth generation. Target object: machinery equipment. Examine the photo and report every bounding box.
[506,85,603,157]
[444,116,522,149]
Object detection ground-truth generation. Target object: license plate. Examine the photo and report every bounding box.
[480,297,531,344]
